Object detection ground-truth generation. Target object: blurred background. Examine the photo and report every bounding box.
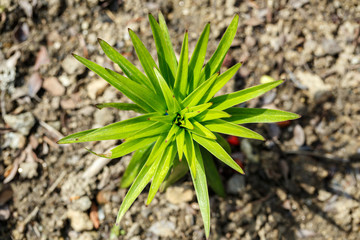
[1,0,359,239]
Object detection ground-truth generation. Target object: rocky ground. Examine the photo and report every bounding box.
[1,0,360,239]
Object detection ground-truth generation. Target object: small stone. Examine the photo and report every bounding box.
[4,112,36,136]
[43,77,65,96]
[293,124,305,146]
[276,188,287,201]
[185,214,194,227]
[255,214,266,231]
[317,190,331,202]
[226,174,245,195]
[300,183,315,195]
[4,132,26,149]
[294,71,331,101]
[67,210,93,232]
[165,186,194,205]
[321,38,342,56]
[70,196,92,211]
[93,108,114,127]
[0,205,10,220]
[19,161,38,179]
[127,222,141,236]
[61,98,76,109]
[77,231,99,240]
[59,74,75,87]
[62,55,85,75]
[87,79,108,100]
[149,220,175,237]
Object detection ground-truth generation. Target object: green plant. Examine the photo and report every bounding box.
[58,13,299,237]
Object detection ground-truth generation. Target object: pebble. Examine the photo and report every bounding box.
[165,186,194,205]
[67,210,93,232]
[59,74,75,87]
[226,174,245,195]
[294,71,331,101]
[87,79,108,100]
[43,77,65,96]
[321,38,342,56]
[19,161,39,179]
[149,220,175,237]
[0,205,10,220]
[4,112,36,136]
[317,189,331,202]
[61,98,76,109]
[62,55,85,75]
[93,108,114,127]
[241,139,259,163]
[77,231,99,240]
[127,222,141,236]
[293,124,305,146]
[276,188,287,201]
[70,196,92,211]
[3,132,26,149]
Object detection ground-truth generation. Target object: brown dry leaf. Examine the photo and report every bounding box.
[90,203,100,229]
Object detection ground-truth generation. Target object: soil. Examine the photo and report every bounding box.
[1,0,360,239]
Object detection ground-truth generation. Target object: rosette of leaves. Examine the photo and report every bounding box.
[58,13,299,237]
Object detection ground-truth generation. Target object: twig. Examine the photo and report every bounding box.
[82,157,112,179]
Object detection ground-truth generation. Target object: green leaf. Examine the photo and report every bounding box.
[120,144,153,188]
[165,124,180,143]
[214,133,231,154]
[192,143,210,238]
[126,122,171,141]
[176,128,186,161]
[159,156,188,192]
[183,102,213,119]
[110,135,159,159]
[203,119,264,140]
[200,63,242,104]
[174,31,189,99]
[146,133,172,166]
[188,119,217,140]
[149,14,175,86]
[154,68,181,113]
[193,134,244,174]
[225,107,301,124]
[98,38,153,91]
[189,23,210,92]
[58,113,157,143]
[195,109,231,122]
[116,148,162,225]
[147,114,175,124]
[210,80,283,110]
[184,131,196,179]
[182,73,219,107]
[158,12,178,75]
[198,15,239,85]
[200,148,226,197]
[183,117,194,130]
[72,54,156,113]
[96,102,147,113]
[128,29,163,97]
[146,142,177,205]
[57,129,98,144]
[106,69,166,113]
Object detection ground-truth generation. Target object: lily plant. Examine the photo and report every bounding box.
[58,12,299,238]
